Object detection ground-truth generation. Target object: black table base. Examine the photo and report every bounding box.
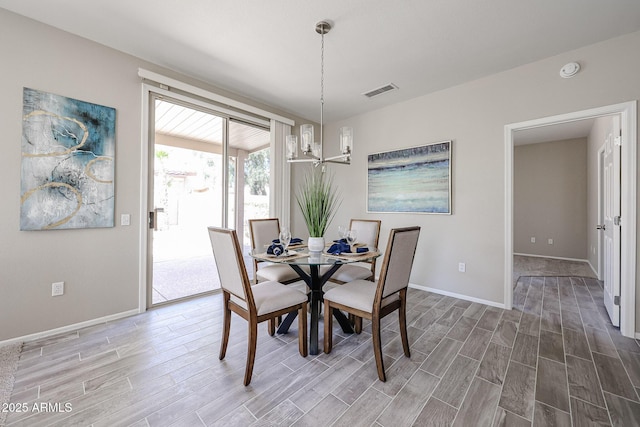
[277,263,354,355]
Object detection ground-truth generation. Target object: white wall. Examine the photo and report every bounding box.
[514,138,587,259]
[293,30,640,317]
[0,9,304,342]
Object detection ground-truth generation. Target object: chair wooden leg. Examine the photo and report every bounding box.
[244,317,258,386]
[219,294,231,360]
[298,303,308,357]
[399,291,410,357]
[372,316,386,382]
[323,300,333,353]
[268,318,276,336]
[354,316,363,334]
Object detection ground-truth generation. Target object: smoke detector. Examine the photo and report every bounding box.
[559,62,580,78]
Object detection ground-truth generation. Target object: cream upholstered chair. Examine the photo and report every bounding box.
[249,218,300,285]
[208,227,308,386]
[323,226,420,382]
[329,219,381,284]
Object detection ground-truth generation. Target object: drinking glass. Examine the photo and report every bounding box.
[337,225,347,240]
[279,227,292,254]
[345,229,357,250]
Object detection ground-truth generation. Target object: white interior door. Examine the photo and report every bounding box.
[602,116,621,326]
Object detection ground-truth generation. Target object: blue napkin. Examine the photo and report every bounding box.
[267,243,285,256]
[327,242,368,255]
[272,237,303,245]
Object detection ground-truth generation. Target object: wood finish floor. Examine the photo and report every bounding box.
[6,276,640,426]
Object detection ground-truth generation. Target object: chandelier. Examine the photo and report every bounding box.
[286,21,353,166]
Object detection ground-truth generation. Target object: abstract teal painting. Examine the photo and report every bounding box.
[367,141,451,214]
[20,88,116,230]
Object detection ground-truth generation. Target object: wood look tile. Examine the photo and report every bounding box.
[332,386,391,427]
[535,358,570,412]
[420,338,463,377]
[432,355,479,408]
[540,310,562,334]
[446,316,477,342]
[585,327,618,357]
[459,327,492,361]
[561,310,584,332]
[609,332,640,354]
[436,306,466,328]
[604,392,640,427]
[477,342,512,386]
[9,275,640,427]
[412,397,458,427]
[499,361,536,420]
[563,328,591,360]
[538,329,564,363]
[493,407,532,427]
[518,313,541,337]
[566,355,606,407]
[511,333,539,368]
[292,394,347,427]
[491,320,518,348]
[476,309,502,331]
[618,349,640,387]
[462,302,487,320]
[411,323,450,356]
[377,369,440,426]
[452,377,501,427]
[592,352,638,401]
[533,401,571,427]
[570,397,611,426]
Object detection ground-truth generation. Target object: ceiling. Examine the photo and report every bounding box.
[2,0,640,124]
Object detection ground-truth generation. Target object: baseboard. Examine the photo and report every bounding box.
[587,260,599,278]
[0,309,140,346]
[514,253,590,264]
[409,283,505,309]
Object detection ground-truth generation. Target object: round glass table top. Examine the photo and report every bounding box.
[250,247,381,266]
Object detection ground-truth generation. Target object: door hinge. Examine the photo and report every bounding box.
[614,295,620,306]
[614,133,622,146]
[614,216,621,226]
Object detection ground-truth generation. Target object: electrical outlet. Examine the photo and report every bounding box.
[52,282,64,296]
[548,238,554,245]
[530,237,536,243]
[458,262,466,273]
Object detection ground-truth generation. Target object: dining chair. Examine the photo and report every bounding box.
[208,226,308,386]
[329,219,382,284]
[249,218,300,285]
[323,226,420,382]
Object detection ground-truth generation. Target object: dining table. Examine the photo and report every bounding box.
[251,245,381,355]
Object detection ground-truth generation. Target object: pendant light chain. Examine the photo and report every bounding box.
[319,28,325,155]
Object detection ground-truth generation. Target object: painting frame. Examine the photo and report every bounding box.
[367,140,452,214]
[20,88,116,230]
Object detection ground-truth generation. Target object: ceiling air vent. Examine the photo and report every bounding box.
[362,83,398,98]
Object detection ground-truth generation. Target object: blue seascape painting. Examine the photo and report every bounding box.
[20,88,116,230]
[367,141,451,214]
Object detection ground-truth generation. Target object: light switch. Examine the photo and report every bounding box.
[121,214,131,226]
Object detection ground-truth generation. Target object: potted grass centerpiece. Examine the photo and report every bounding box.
[296,168,341,253]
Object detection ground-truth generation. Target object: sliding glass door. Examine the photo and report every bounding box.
[147,94,270,306]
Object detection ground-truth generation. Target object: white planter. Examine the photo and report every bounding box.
[307,237,325,254]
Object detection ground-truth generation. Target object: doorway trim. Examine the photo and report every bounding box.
[504,101,637,337]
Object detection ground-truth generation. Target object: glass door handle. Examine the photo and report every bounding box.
[149,208,164,230]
